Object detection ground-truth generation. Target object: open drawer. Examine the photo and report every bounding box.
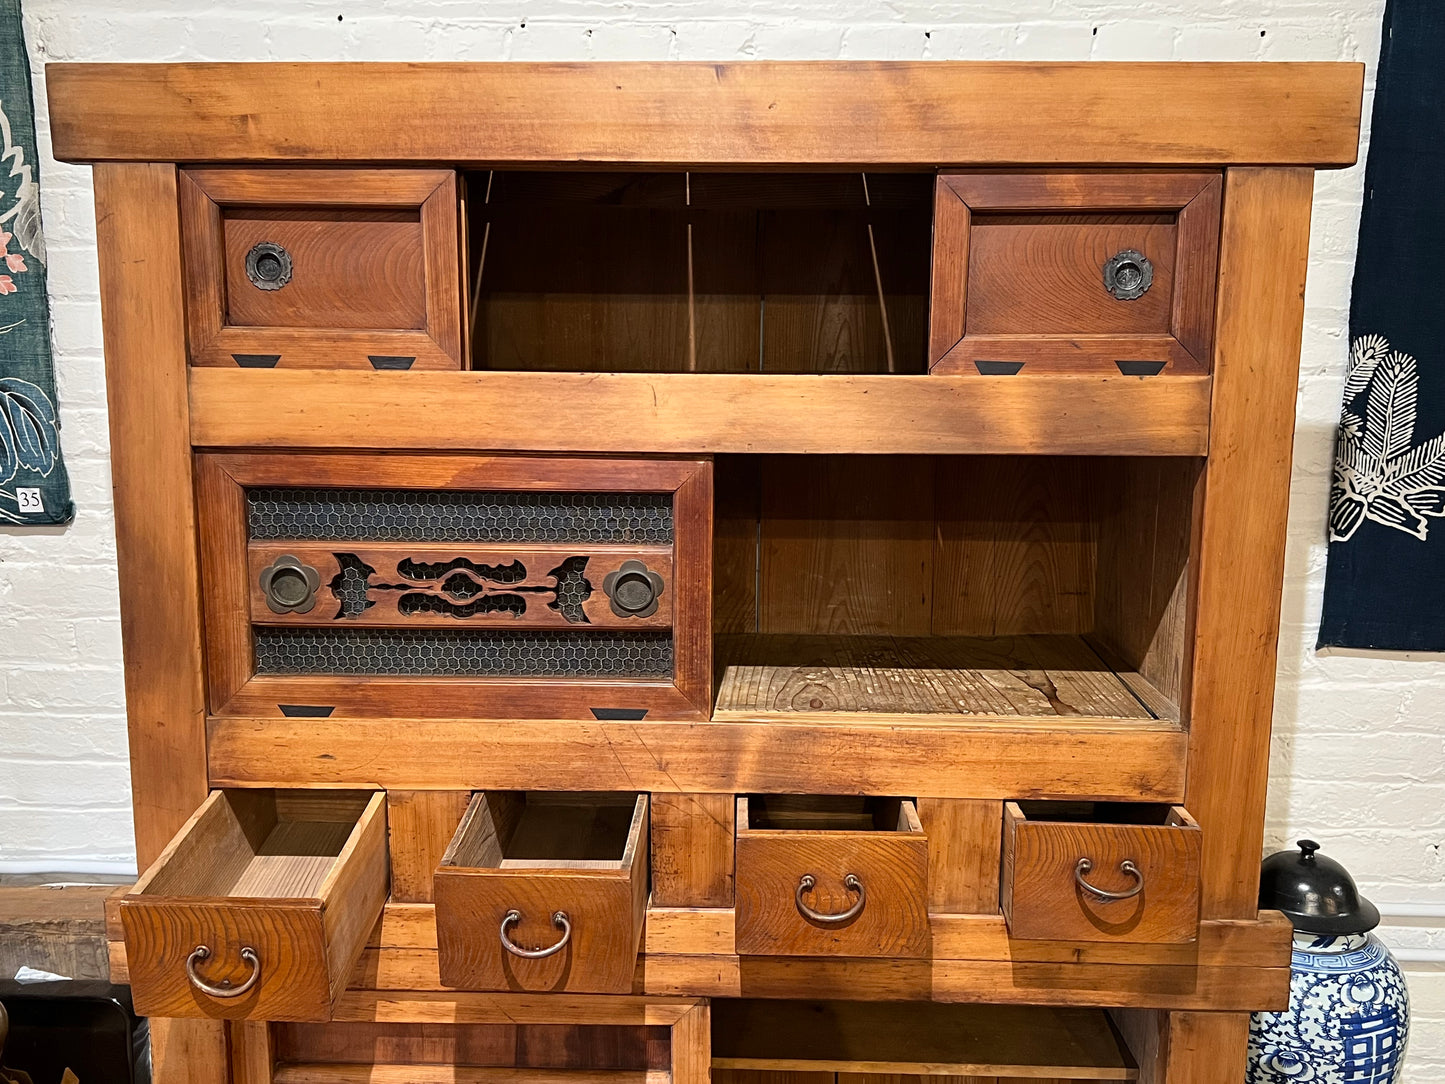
[197,453,712,720]
[1002,801,1201,943]
[179,168,463,369]
[119,789,387,1021]
[434,792,649,993]
[735,796,928,957]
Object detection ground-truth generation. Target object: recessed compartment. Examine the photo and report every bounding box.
[712,454,1199,728]
[119,789,387,1021]
[434,792,649,993]
[735,795,928,957]
[197,453,712,720]
[1002,801,1202,943]
[467,171,933,373]
[712,999,1138,1081]
[180,167,463,369]
[929,172,1222,374]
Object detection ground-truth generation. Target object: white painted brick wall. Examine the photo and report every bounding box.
[6,0,1442,1073]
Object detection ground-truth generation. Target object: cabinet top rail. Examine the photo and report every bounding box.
[47,61,1362,167]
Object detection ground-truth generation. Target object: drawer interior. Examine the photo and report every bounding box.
[467,170,934,374]
[713,453,1198,726]
[1013,801,1192,827]
[742,795,917,834]
[136,789,376,900]
[443,792,646,870]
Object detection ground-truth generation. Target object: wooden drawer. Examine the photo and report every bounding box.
[119,789,387,1021]
[735,796,929,957]
[180,168,463,369]
[434,792,649,993]
[196,453,712,720]
[1001,801,1201,943]
[929,172,1222,375]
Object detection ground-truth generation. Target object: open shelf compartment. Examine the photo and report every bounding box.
[712,1000,1138,1081]
[711,454,1198,727]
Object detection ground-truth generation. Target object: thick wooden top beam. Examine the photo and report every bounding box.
[47,62,1362,167]
[189,370,1211,456]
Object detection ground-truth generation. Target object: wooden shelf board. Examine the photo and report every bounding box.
[712,999,1136,1079]
[274,1069,668,1084]
[187,369,1211,457]
[47,62,1362,167]
[714,634,1175,723]
[205,715,1185,800]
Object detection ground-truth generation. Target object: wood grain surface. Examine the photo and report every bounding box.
[1001,803,1201,944]
[917,799,1004,915]
[713,634,1164,721]
[207,715,1187,800]
[650,794,736,907]
[187,369,1213,456]
[386,791,473,904]
[47,62,1363,167]
[223,213,426,331]
[735,797,929,957]
[435,794,648,993]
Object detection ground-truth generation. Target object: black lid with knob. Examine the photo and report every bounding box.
[1259,839,1381,935]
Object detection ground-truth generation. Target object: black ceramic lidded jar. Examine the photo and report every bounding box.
[1246,839,1408,1084]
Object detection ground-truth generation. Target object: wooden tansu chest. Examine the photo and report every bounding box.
[46,60,1363,1084]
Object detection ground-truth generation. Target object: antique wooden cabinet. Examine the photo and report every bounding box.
[47,61,1364,1084]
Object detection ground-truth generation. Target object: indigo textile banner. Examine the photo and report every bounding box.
[0,0,72,525]
[1320,0,1445,650]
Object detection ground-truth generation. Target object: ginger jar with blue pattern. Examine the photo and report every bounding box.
[1248,840,1409,1084]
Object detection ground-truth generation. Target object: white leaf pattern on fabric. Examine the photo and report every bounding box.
[1331,335,1445,542]
[0,96,45,266]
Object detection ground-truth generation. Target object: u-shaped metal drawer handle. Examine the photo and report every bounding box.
[1074,857,1144,901]
[185,944,261,999]
[500,908,572,959]
[795,873,866,924]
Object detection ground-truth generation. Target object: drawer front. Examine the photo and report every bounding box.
[120,789,388,1021]
[735,797,929,957]
[1001,802,1201,943]
[197,454,713,720]
[180,168,462,369]
[929,172,1221,375]
[434,793,649,993]
[122,900,332,1021]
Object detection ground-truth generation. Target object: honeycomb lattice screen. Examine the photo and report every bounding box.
[254,628,674,677]
[247,488,674,544]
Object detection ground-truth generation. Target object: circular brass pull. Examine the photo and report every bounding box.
[245,242,293,291]
[259,554,322,615]
[185,945,261,999]
[603,560,666,619]
[500,909,572,959]
[1074,857,1144,901]
[1103,249,1154,301]
[795,873,866,924]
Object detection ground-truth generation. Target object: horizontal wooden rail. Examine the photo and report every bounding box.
[205,715,1187,799]
[189,370,1213,456]
[48,62,1362,167]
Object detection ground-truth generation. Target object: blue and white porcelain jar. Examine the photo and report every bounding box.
[1248,840,1409,1084]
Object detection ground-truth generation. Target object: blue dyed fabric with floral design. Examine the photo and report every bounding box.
[0,0,72,525]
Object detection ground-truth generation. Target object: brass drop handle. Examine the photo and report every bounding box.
[185,944,261,999]
[795,873,866,924]
[500,909,572,959]
[1074,857,1144,901]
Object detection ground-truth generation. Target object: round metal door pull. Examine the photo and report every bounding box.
[500,909,572,959]
[1074,857,1144,901]
[186,944,261,999]
[795,873,866,924]
[259,554,322,615]
[245,241,293,291]
[1102,249,1154,301]
[603,559,665,619]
